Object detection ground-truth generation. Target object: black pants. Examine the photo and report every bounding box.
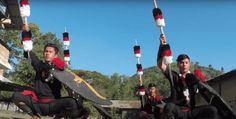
[163,103,219,119]
[191,105,218,119]
[138,111,155,119]
[12,92,41,116]
[39,97,83,117]
[12,92,84,118]
[138,107,162,119]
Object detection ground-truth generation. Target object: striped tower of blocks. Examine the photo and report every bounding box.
[133,45,145,96]
[63,31,70,66]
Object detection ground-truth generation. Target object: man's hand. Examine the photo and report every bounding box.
[160,34,167,45]
[22,24,29,31]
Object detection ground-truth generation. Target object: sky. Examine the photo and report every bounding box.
[27,0,236,76]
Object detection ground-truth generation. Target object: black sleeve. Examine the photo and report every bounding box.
[23,51,52,71]
[163,66,178,83]
[163,66,179,102]
[185,74,200,87]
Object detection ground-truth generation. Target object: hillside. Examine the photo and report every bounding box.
[71,63,223,100]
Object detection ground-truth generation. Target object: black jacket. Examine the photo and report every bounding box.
[163,67,201,108]
[24,51,62,99]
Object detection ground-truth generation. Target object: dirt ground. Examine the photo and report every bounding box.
[0,110,52,119]
[0,111,98,119]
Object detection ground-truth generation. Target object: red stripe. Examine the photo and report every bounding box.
[162,50,172,56]
[138,68,143,71]
[137,69,143,72]
[155,15,163,20]
[137,66,143,71]
[138,88,145,92]
[40,98,54,103]
[181,107,190,112]
[134,50,140,54]
[22,37,32,41]
[63,37,69,41]
[180,75,185,81]
[155,96,161,102]
[20,0,29,6]
[21,90,38,101]
[64,54,70,57]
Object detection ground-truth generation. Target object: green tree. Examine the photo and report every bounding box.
[73,69,111,98]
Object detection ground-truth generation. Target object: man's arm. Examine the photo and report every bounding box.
[157,34,173,73]
[157,35,178,102]
[23,51,42,71]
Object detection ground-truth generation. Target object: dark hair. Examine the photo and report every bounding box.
[148,83,156,88]
[44,43,59,54]
[177,54,190,63]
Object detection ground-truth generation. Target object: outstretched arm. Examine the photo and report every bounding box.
[23,51,42,71]
[157,34,173,73]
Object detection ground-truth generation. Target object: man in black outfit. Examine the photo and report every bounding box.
[157,34,218,119]
[12,24,88,119]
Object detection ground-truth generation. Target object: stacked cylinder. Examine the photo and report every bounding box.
[152,0,165,34]
[63,31,70,66]
[133,45,145,96]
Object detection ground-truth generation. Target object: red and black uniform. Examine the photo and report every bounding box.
[23,51,62,99]
[158,44,218,119]
[12,51,85,118]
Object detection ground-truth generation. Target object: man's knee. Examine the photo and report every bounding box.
[139,111,149,118]
[65,98,86,118]
[12,92,25,104]
[64,98,78,108]
[162,103,177,119]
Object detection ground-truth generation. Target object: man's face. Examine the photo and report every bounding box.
[149,87,156,94]
[44,46,57,62]
[177,58,190,74]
